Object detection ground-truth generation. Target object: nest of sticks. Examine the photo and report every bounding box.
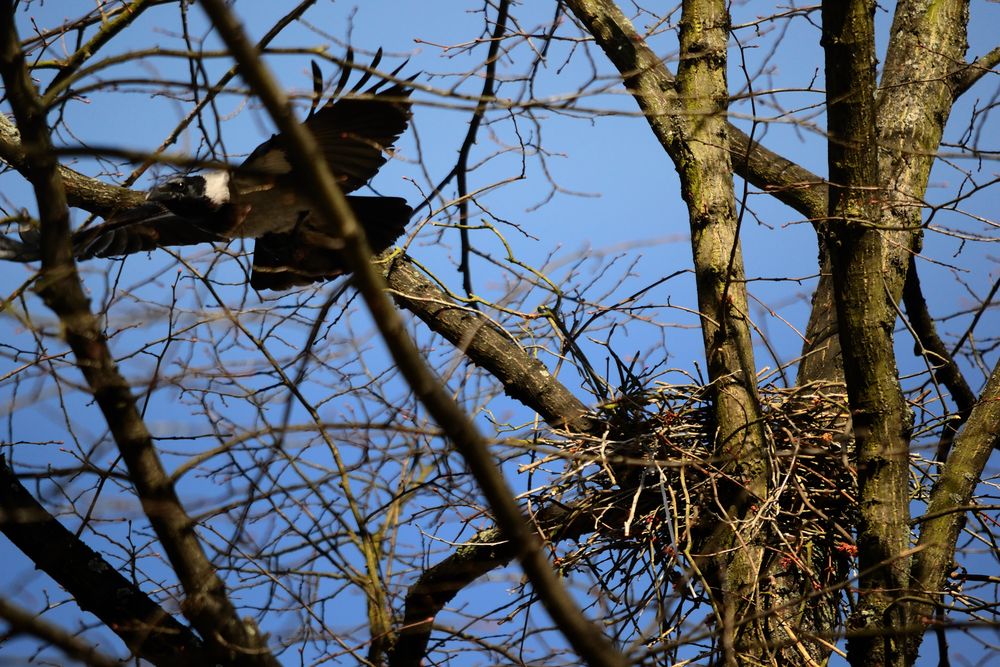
[521,381,858,583]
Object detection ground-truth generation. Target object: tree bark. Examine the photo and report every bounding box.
[0,456,212,666]
[822,3,913,665]
[0,5,279,665]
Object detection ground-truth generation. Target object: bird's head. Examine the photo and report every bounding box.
[147,172,230,218]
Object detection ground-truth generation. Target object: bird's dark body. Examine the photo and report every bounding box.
[1,53,414,291]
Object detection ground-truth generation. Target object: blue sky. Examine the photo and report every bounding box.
[1,1,998,665]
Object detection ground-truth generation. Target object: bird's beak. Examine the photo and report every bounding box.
[146,183,168,202]
[147,178,190,204]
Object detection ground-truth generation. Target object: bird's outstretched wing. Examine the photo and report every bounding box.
[250,195,411,291]
[0,203,225,264]
[239,54,413,194]
[72,203,227,259]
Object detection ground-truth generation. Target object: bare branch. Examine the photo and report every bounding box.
[913,358,1000,618]
[195,2,627,665]
[0,456,211,667]
[384,254,598,433]
[0,6,277,665]
[0,597,122,667]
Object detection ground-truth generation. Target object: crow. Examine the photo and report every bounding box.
[1,52,413,291]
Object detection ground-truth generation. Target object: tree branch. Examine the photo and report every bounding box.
[0,456,212,667]
[902,257,979,460]
[455,0,509,301]
[383,255,598,433]
[727,126,827,222]
[43,0,159,100]
[912,358,1000,628]
[948,44,1000,99]
[0,597,122,667]
[196,2,627,665]
[0,113,144,215]
[0,6,278,665]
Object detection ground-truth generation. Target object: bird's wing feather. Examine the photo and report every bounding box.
[72,203,227,259]
[0,204,226,266]
[240,81,412,194]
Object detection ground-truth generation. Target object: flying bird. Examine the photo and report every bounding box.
[1,52,414,291]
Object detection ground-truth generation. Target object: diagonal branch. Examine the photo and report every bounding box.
[948,43,1000,99]
[42,0,160,99]
[388,499,622,667]
[0,597,121,667]
[912,358,1000,627]
[196,2,627,665]
[0,456,212,667]
[383,255,597,433]
[727,122,827,222]
[0,6,278,666]
[901,256,979,460]
[0,113,144,215]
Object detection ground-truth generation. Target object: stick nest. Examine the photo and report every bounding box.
[522,381,859,583]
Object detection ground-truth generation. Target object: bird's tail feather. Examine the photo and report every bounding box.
[249,195,411,291]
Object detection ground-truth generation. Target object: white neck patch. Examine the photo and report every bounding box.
[202,171,231,205]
